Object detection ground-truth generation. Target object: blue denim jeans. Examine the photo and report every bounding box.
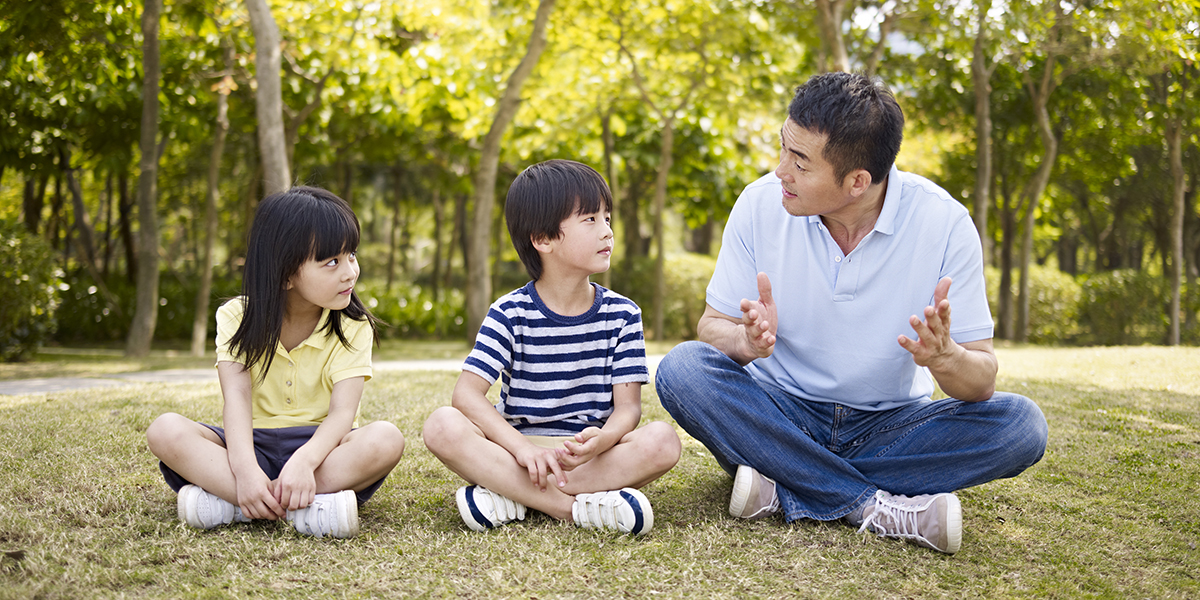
[655,341,1048,522]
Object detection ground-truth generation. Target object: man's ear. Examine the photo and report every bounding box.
[844,169,874,198]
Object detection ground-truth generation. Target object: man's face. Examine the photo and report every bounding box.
[773,118,852,218]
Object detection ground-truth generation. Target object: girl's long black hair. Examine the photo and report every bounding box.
[228,186,379,381]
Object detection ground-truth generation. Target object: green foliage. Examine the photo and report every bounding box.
[357,280,467,340]
[0,222,62,361]
[1077,269,1171,346]
[986,265,1083,345]
[54,272,241,344]
[611,253,715,340]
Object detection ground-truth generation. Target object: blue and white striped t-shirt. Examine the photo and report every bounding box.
[462,281,649,436]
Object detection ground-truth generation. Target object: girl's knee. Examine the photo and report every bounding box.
[367,421,406,462]
[145,413,190,456]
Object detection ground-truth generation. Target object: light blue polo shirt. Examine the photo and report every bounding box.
[707,165,993,411]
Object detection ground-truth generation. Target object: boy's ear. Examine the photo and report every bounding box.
[531,233,554,253]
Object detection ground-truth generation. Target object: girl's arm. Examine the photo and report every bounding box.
[274,376,362,510]
[452,371,570,491]
[559,382,642,470]
[217,361,286,520]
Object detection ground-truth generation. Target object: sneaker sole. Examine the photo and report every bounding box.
[942,494,962,554]
[177,485,199,527]
[729,465,755,519]
[333,490,360,538]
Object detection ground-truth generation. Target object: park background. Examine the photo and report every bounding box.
[0,1,1199,598]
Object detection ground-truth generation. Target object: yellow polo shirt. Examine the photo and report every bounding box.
[215,298,373,429]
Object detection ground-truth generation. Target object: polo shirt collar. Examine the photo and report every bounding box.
[277,308,334,355]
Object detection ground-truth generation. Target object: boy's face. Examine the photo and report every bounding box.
[539,208,613,278]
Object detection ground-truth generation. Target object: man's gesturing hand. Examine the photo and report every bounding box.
[898,276,957,368]
[738,272,778,360]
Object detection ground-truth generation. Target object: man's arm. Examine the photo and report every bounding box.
[696,272,778,366]
[898,277,997,402]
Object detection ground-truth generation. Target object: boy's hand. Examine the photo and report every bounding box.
[559,427,606,470]
[275,459,318,511]
[235,467,286,520]
[514,444,568,491]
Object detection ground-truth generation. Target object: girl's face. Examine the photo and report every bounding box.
[286,251,360,314]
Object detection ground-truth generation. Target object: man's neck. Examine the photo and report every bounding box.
[821,176,888,255]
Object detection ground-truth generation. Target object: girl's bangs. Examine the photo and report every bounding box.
[307,204,360,260]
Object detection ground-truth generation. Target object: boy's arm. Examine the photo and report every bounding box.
[217,361,286,520]
[559,382,642,470]
[452,371,570,490]
[275,376,362,510]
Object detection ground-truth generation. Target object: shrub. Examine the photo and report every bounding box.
[357,280,467,340]
[0,223,63,361]
[985,264,1083,344]
[610,253,716,340]
[1076,269,1169,345]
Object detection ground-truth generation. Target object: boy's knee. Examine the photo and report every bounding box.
[639,421,682,472]
[421,406,466,457]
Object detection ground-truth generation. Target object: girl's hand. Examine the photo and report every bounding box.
[235,467,286,520]
[275,459,317,511]
[559,427,606,470]
[514,444,568,490]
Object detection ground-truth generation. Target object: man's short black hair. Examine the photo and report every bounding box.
[505,159,613,281]
[787,72,904,185]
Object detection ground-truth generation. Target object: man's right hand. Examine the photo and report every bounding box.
[738,272,778,360]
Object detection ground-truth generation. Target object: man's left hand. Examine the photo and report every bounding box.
[898,276,957,369]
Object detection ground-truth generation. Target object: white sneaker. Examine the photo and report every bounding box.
[456,485,527,532]
[729,465,781,520]
[857,490,962,554]
[177,484,250,530]
[572,488,654,535]
[287,490,360,538]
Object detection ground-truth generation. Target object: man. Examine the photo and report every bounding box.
[654,72,1047,554]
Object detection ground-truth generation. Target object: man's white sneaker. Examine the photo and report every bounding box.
[729,465,781,519]
[456,485,527,532]
[177,484,250,530]
[572,488,653,535]
[287,490,359,538]
[857,490,962,554]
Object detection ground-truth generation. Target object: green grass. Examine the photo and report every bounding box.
[1,346,1199,598]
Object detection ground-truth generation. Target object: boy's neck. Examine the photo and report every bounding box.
[533,274,596,317]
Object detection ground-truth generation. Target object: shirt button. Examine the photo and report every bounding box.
[289,361,294,367]
[286,380,293,387]
[286,398,292,404]
[834,256,842,263]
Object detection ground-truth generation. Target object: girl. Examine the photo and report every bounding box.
[147,186,404,538]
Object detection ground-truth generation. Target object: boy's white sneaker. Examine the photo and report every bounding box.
[456,485,527,532]
[572,488,654,535]
[857,490,962,554]
[287,490,360,538]
[729,465,781,520]
[177,484,250,530]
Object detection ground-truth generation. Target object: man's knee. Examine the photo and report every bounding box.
[990,393,1049,473]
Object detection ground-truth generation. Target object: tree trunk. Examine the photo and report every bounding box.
[971,0,993,268]
[61,147,100,273]
[1168,118,1185,345]
[126,0,163,357]
[386,165,402,291]
[102,171,114,277]
[118,170,137,283]
[650,122,676,341]
[466,0,555,337]
[451,192,467,295]
[1015,55,1060,343]
[192,55,232,357]
[998,190,1015,340]
[599,106,617,289]
[814,0,850,72]
[431,188,444,302]
[246,0,290,195]
[22,174,45,234]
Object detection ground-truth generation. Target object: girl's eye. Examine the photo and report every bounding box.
[325,258,339,267]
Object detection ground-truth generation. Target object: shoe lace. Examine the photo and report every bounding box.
[856,491,923,542]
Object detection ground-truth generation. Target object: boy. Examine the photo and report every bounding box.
[423,159,681,535]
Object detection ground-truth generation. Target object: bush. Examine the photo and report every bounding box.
[357,280,467,340]
[0,223,63,361]
[985,265,1083,344]
[610,253,716,340]
[54,272,242,344]
[1076,269,1169,345]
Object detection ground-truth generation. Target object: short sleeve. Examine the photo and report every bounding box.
[611,302,649,385]
[326,317,373,384]
[214,298,246,365]
[462,304,515,385]
[706,185,764,318]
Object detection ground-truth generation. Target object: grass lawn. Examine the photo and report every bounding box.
[0,345,1198,598]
